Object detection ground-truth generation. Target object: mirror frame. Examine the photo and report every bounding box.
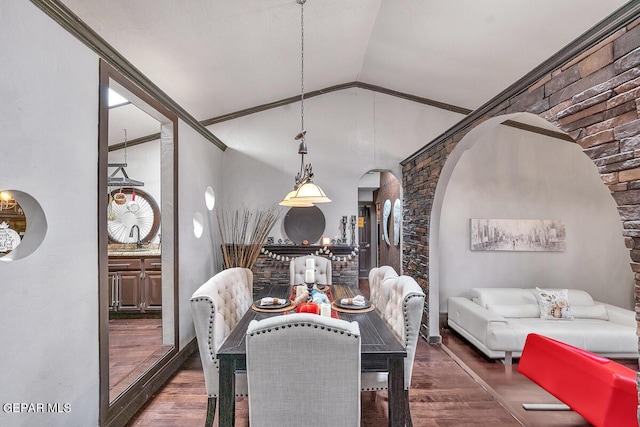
[98,59,179,426]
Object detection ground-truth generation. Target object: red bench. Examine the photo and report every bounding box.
[518,333,638,427]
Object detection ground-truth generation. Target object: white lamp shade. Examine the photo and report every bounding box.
[279,189,314,207]
[291,182,331,203]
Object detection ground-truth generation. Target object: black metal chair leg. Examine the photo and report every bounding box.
[205,397,217,427]
[404,389,413,427]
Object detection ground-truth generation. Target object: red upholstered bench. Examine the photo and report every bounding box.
[518,333,638,427]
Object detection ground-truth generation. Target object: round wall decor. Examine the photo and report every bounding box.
[283,206,325,245]
[107,187,160,244]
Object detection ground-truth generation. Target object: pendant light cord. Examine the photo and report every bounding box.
[123,128,128,164]
[299,0,305,136]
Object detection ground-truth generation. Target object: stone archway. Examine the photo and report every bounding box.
[426,112,633,340]
[402,19,640,416]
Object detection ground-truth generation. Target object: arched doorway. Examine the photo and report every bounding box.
[428,112,633,340]
[357,170,402,280]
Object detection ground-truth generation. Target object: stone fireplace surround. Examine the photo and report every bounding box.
[252,244,359,293]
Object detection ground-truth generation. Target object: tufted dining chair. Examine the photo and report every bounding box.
[245,313,361,427]
[361,274,425,427]
[190,267,254,427]
[289,254,332,285]
[368,265,398,310]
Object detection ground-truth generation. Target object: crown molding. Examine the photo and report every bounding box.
[30,0,227,151]
[401,1,640,165]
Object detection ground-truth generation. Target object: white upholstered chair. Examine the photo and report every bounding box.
[289,254,332,285]
[245,313,361,427]
[368,265,398,309]
[190,267,254,427]
[361,274,425,427]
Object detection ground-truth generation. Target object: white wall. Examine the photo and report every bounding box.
[213,88,464,243]
[177,121,226,349]
[0,3,230,425]
[439,124,634,311]
[0,2,100,426]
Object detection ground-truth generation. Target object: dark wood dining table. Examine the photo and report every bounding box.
[217,284,408,427]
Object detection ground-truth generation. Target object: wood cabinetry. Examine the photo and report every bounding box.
[109,256,161,313]
[142,258,162,311]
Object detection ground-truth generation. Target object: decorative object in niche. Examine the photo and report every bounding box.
[393,199,401,246]
[0,222,20,253]
[470,218,566,252]
[0,190,25,257]
[284,206,325,245]
[0,190,47,262]
[382,199,391,245]
[107,187,160,244]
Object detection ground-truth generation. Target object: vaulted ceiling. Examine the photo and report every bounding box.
[60,0,629,148]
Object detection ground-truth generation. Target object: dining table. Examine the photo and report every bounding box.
[216,283,408,427]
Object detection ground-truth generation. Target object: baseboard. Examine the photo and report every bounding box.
[419,323,442,344]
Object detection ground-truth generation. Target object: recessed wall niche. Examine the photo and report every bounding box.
[0,190,47,262]
[205,186,215,211]
[193,211,204,238]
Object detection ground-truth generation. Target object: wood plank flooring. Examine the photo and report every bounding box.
[110,318,172,400]
[442,328,638,427]
[124,282,640,426]
[127,336,522,426]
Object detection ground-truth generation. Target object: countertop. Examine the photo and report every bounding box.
[108,243,161,257]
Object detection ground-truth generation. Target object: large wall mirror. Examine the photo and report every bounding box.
[98,60,178,426]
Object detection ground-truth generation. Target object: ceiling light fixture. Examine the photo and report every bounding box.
[0,191,17,212]
[280,0,330,207]
[107,129,144,188]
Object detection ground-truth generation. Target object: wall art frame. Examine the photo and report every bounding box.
[470,218,566,252]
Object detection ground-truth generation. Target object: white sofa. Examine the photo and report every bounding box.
[447,288,638,364]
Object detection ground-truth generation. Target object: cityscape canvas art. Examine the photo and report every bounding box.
[470,219,566,252]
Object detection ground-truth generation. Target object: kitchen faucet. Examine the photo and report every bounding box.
[129,225,142,249]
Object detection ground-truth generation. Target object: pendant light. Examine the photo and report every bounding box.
[280,0,331,207]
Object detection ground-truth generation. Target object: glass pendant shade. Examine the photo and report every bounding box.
[291,181,331,203]
[279,189,314,207]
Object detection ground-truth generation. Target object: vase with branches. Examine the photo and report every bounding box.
[216,204,281,269]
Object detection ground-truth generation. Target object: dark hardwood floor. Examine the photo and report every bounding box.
[441,328,638,427]
[110,317,172,400]
[128,336,522,427]
[124,281,639,426]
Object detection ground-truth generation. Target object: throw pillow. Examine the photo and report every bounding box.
[535,287,574,320]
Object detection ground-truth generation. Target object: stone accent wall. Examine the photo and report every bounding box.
[403,19,640,336]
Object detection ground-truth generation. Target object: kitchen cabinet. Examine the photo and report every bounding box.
[142,257,162,311]
[109,256,161,313]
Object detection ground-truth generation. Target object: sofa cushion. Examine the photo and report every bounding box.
[486,303,540,318]
[470,288,538,308]
[566,289,596,306]
[535,288,574,320]
[572,304,609,320]
[486,318,638,355]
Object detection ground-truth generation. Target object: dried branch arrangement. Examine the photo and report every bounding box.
[216,204,281,269]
